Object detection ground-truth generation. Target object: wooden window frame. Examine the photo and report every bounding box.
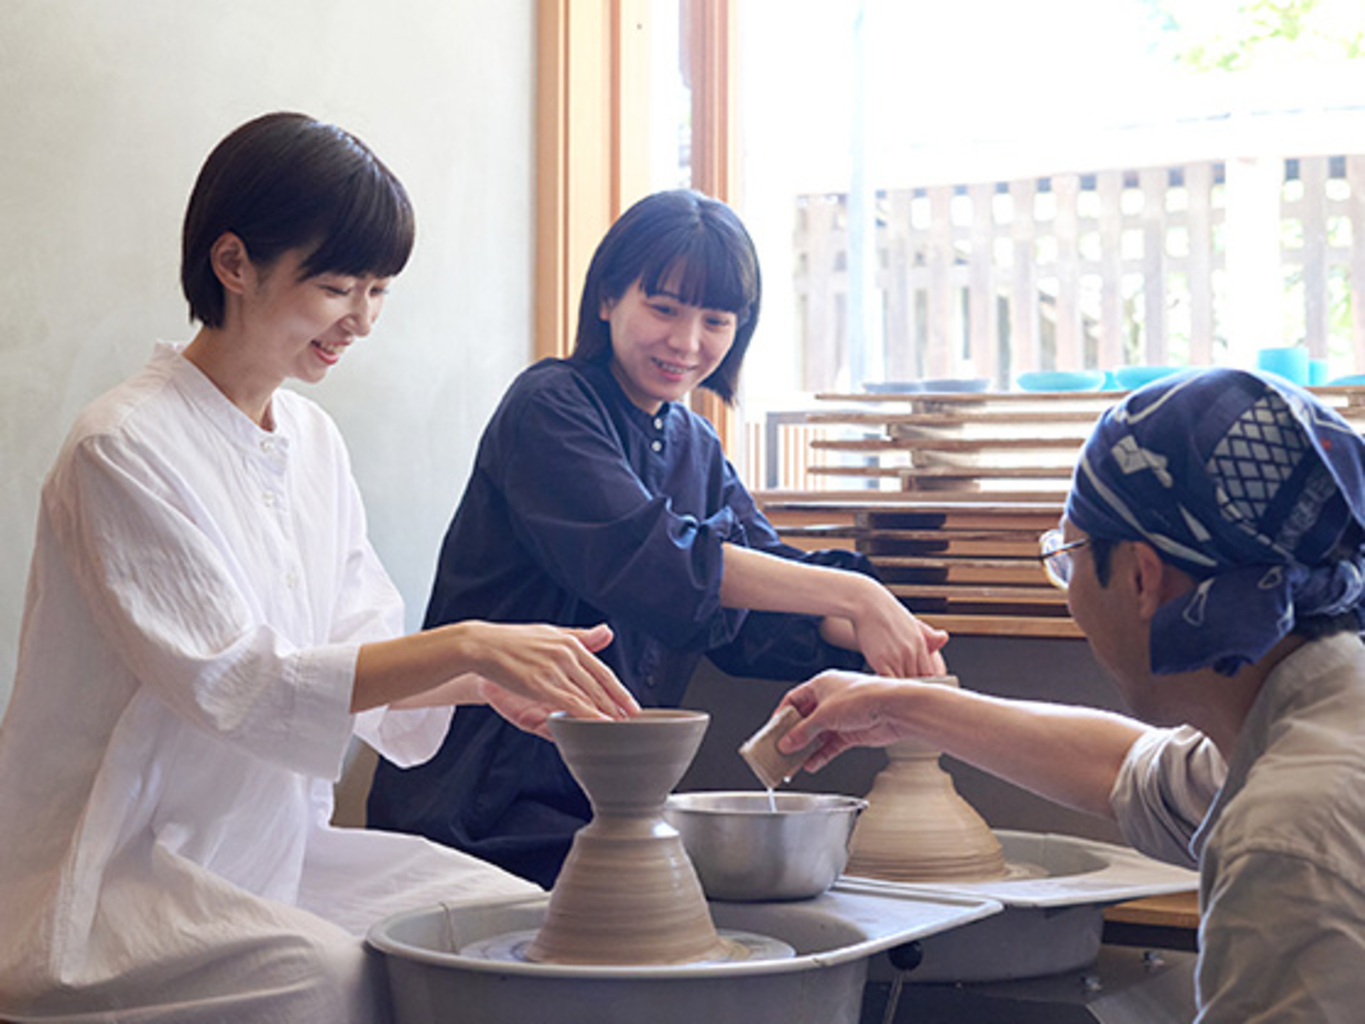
[535,0,739,451]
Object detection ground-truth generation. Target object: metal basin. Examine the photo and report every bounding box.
[368,886,999,1024]
[855,830,1199,982]
[664,791,866,901]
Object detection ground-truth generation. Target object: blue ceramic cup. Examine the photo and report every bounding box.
[1256,346,1308,385]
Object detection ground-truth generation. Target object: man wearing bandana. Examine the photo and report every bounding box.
[774,368,1365,1022]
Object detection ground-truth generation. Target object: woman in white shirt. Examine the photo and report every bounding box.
[0,111,636,1023]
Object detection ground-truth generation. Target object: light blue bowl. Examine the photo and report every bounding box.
[919,377,991,393]
[863,381,923,394]
[1015,370,1106,393]
[1114,365,1181,390]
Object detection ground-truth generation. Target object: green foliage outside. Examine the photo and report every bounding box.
[1146,0,1365,71]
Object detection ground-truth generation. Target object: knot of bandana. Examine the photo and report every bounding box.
[1065,368,1365,675]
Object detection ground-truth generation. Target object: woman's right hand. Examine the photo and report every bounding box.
[841,577,949,678]
[463,621,639,723]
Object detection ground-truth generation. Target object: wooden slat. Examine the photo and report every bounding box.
[1104,892,1200,931]
[897,487,1072,504]
[762,507,858,528]
[871,557,1049,586]
[1349,156,1365,370]
[815,390,1119,404]
[1141,167,1168,363]
[765,500,1064,515]
[780,534,857,553]
[918,614,1084,639]
[883,189,915,381]
[894,465,1075,480]
[1301,155,1330,360]
[887,584,1067,604]
[770,524,861,539]
[857,512,1059,531]
[862,538,1041,558]
[811,466,1073,482]
[1010,178,1041,370]
[776,486,1072,503]
[1053,172,1083,367]
[808,465,907,478]
[1097,169,1125,370]
[967,182,998,381]
[1187,162,1216,365]
[812,436,1085,452]
[927,184,956,378]
[804,409,1110,425]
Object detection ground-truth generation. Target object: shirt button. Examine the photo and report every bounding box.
[651,440,663,453]
[653,417,664,430]
[260,439,274,454]
[262,491,276,507]
[285,570,299,589]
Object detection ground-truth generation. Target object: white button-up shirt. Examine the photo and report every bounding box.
[0,345,533,1021]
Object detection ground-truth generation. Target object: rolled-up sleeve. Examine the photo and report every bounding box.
[1110,725,1225,869]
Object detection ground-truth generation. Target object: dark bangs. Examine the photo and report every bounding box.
[636,224,758,324]
[298,137,415,280]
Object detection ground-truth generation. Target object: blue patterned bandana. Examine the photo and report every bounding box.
[1065,368,1365,675]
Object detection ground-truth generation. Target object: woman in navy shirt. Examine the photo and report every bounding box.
[368,190,947,885]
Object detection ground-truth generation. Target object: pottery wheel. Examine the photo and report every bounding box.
[462,929,796,965]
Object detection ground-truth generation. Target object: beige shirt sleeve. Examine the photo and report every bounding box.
[1110,725,1226,870]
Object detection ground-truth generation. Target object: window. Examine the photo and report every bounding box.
[542,1,1365,489]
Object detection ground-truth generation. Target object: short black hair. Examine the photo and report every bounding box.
[570,189,761,404]
[181,112,414,328]
[1090,536,1116,587]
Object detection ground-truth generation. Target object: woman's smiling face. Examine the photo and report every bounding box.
[600,279,738,414]
[241,246,391,386]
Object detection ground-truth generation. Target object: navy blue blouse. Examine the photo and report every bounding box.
[367,358,870,886]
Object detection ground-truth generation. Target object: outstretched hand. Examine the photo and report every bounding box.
[774,670,920,773]
[843,582,949,678]
[467,622,638,729]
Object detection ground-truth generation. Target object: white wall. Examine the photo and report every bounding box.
[0,1,536,713]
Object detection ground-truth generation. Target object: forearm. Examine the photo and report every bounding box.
[388,673,484,710]
[720,542,876,619]
[351,620,634,724]
[888,684,1145,818]
[352,622,486,713]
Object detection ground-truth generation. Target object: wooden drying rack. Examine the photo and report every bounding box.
[756,385,1365,639]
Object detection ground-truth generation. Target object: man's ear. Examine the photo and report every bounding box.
[209,233,251,296]
[1130,542,1179,621]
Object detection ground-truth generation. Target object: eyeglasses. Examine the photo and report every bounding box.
[1038,528,1090,590]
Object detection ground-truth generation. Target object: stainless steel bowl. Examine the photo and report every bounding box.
[664,791,867,901]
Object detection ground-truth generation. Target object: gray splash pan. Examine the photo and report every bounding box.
[368,886,1000,1024]
[849,830,1199,982]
